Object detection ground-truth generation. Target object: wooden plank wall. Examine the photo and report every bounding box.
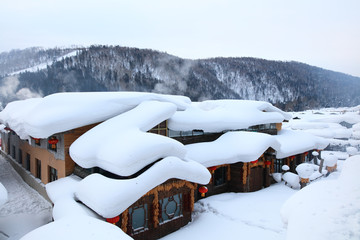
[63,123,100,176]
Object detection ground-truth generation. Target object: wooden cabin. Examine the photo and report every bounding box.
[195,148,276,200]
[110,179,196,240]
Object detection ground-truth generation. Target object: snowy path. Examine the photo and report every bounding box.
[0,156,52,240]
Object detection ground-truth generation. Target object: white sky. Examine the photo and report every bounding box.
[0,0,359,77]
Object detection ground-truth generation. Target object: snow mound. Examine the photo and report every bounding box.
[20,215,133,240]
[324,154,338,167]
[281,155,360,240]
[76,156,211,218]
[282,172,300,189]
[168,100,291,132]
[282,165,290,171]
[295,163,316,179]
[70,101,186,176]
[346,146,358,156]
[185,131,280,167]
[312,151,319,156]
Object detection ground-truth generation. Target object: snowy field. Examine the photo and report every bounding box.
[0,156,52,240]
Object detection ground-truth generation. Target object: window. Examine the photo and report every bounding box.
[295,155,302,165]
[274,159,284,173]
[26,153,30,171]
[18,149,23,164]
[49,166,58,182]
[168,129,204,138]
[148,121,167,136]
[129,204,149,234]
[305,152,310,162]
[12,145,16,159]
[159,193,183,224]
[214,166,227,186]
[36,159,41,180]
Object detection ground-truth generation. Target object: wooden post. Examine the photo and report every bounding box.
[300,178,309,189]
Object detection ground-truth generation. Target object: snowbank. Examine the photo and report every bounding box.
[76,156,211,218]
[282,172,300,189]
[0,182,7,207]
[20,215,133,240]
[275,129,329,159]
[0,92,191,139]
[346,146,358,156]
[70,101,186,176]
[281,155,360,240]
[168,100,291,132]
[185,131,280,167]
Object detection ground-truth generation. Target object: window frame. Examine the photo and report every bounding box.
[213,166,228,187]
[128,203,149,234]
[36,158,41,180]
[159,193,183,224]
[25,153,30,171]
[148,120,168,136]
[48,166,58,182]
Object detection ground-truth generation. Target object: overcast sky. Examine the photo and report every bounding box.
[1,0,359,77]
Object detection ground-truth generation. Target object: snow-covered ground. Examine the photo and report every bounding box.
[161,183,295,240]
[0,151,356,240]
[0,156,52,240]
[161,150,347,240]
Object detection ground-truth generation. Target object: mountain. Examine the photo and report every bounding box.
[0,45,359,111]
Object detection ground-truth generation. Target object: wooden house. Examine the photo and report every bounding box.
[183,131,282,198]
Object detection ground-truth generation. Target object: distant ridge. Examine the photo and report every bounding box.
[0,45,359,111]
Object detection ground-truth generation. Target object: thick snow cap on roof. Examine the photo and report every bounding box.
[168,100,291,132]
[0,92,190,139]
[21,215,133,240]
[76,156,211,218]
[46,175,100,221]
[275,129,329,159]
[185,131,281,167]
[70,100,186,176]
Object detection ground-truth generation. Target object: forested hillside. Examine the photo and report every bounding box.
[1,45,359,111]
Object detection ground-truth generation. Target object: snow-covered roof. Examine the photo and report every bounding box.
[21,215,133,240]
[46,158,210,220]
[168,100,291,132]
[274,130,329,159]
[70,101,186,176]
[184,131,281,167]
[75,157,210,218]
[290,108,360,125]
[0,92,191,139]
[46,175,100,221]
